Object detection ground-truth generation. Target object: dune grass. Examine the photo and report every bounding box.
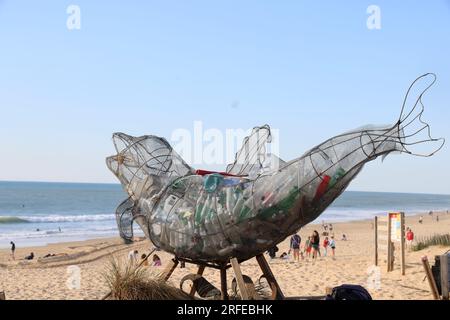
[412,233,450,252]
[103,257,195,300]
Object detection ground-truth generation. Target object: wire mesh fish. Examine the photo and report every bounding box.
[106,74,444,264]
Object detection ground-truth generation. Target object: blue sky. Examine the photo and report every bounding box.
[0,1,449,194]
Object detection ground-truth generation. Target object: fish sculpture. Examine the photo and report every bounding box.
[106,74,444,265]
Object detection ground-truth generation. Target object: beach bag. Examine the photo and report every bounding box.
[326,285,372,301]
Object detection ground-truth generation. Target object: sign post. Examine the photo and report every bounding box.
[374,212,406,275]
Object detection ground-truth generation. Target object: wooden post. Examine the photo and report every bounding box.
[387,214,392,272]
[220,267,229,301]
[161,258,179,282]
[189,265,206,297]
[374,216,378,267]
[256,254,285,300]
[441,254,449,300]
[421,256,440,300]
[231,258,250,300]
[400,212,406,276]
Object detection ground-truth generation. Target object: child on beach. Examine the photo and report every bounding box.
[323,237,329,257]
[329,236,336,257]
[140,254,149,267]
[152,254,162,267]
[280,252,290,260]
[128,250,139,265]
[304,236,312,258]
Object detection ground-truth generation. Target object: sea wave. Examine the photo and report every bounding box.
[0,214,115,224]
[0,216,29,224]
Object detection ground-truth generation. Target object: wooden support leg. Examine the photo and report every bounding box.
[0,291,5,300]
[161,258,179,282]
[189,265,206,297]
[220,267,229,301]
[421,256,440,300]
[256,254,285,300]
[231,258,250,300]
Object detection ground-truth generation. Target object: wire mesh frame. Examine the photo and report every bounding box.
[110,73,445,250]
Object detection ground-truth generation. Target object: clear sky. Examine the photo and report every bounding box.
[0,1,449,194]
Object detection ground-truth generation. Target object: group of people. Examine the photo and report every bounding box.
[282,230,337,262]
[321,221,334,233]
[128,249,162,267]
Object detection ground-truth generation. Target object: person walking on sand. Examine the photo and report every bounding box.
[419,216,423,224]
[10,241,16,260]
[128,250,139,265]
[290,233,302,262]
[406,228,414,249]
[311,231,321,259]
[329,236,336,257]
[323,237,330,257]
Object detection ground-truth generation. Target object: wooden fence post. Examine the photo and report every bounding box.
[374,216,378,267]
[387,214,392,272]
[400,212,406,276]
[441,254,449,300]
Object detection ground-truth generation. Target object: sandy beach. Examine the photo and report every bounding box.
[1,212,449,300]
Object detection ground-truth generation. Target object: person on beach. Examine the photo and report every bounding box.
[10,241,15,260]
[329,224,334,232]
[436,215,439,222]
[128,250,139,265]
[329,236,336,257]
[342,234,347,241]
[268,246,279,259]
[290,233,302,262]
[304,236,312,258]
[311,231,321,259]
[406,228,414,249]
[152,254,162,267]
[280,252,289,260]
[24,252,34,260]
[140,254,149,267]
[419,216,423,224]
[323,237,329,257]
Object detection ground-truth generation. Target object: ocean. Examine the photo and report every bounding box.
[1,181,450,248]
